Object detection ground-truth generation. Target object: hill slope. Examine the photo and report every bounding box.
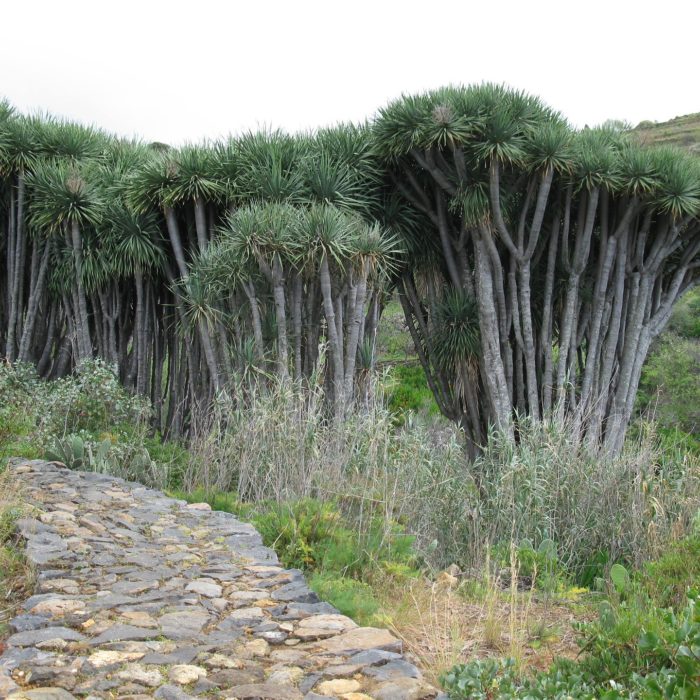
[634,112,700,153]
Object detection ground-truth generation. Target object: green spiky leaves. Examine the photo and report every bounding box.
[28,160,103,232]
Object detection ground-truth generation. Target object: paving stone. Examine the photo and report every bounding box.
[226,683,304,700]
[6,627,85,647]
[7,689,78,700]
[0,460,435,699]
[87,623,159,645]
[158,610,210,639]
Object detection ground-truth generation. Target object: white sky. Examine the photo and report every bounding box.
[2,0,698,145]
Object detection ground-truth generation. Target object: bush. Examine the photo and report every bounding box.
[387,363,439,419]
[442,589,700,699]
[452,420,700,582]
[638,334,700,434]
[641,536,700,610]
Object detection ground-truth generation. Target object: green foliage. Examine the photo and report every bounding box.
[638,334,700,434]
[668,289,700,339]
[443,590,700,699]
[309,574,381,626]
[387,364,439,418]
[642,537,700,610]
[176,494,417,580]
[490,538,566,593]
[175,490,418,625]
[0,360,171,487]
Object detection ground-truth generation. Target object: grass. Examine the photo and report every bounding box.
[634,112,700,154]
[0,466,32,641]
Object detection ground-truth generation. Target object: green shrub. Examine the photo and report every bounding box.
[637,334,700,435]
[490,538,566,593]
[668,288,700,339]
[443,591,700,698]
[387,363,439,419]
[641,536,700,610]
[309,573,381,626]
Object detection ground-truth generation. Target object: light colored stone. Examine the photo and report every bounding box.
[203,653,244,669]
[116,663,163,687]
[121,610,158,628]
[30,598,85,616]
[245,638,270,657]
[39,578,80,593]
[35,638,68,650]
[225,683,303,700]
[8,689,78,700]
[185,578,222,598]
[169,664,208,684]
[317,627,402,655]
[266,666,304,684]
[316,679,362,695]
[88,650,145,668]
[372,677,436,700]
[39,511,76,524]
[295,613,357,640]
[185,502,211,510]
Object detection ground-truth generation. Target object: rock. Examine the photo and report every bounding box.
[271,582,319,604]
[120,610,158,628]
[267,666,304,684]
[168,664,207,684]
[202,652,244,669]
[316,679,362,694]
[347,649,401,666]
[185,578,222,598]
[365,659,422,681]
[295,613,357,640]
[35,638,68,651]
[226,683,304,700]
[316,627,402,655]
[9,614,51,633]
[29,598,85,616]
[245,638,270,657]
[87,650,145,668]
[227,606,265,625]
[159,610,209,639]
[115,663,163,687]
[7,689,78,700]
[185,502,211,511]
[87,623,158,645]
[372,677,437,700]
[154,685,197,700]
[208,668,265,686]
[6,627,85,647]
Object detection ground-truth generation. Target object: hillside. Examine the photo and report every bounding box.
[634,112,700,153]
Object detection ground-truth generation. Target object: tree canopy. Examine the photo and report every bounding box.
[1,85,698,451]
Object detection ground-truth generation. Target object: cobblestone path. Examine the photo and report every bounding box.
[0,461,440,700]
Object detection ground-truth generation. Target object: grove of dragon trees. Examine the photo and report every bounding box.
[2,85,698,453]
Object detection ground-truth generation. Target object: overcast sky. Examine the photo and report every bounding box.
[2,0,697,145]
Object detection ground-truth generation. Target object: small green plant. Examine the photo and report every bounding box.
[309,573,381,626]
[491,538,565,593]
[641,536,700,610]
[45,434,87,469]
[387,363,439,419]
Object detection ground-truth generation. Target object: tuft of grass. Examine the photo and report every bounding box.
[0,467,33,640]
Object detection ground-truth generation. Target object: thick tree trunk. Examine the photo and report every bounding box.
[18,238,51,362]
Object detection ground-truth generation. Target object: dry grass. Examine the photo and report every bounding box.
[380,573,591,687]
[0,466,33,641]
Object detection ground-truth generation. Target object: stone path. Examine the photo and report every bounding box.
[0,460,441,700]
